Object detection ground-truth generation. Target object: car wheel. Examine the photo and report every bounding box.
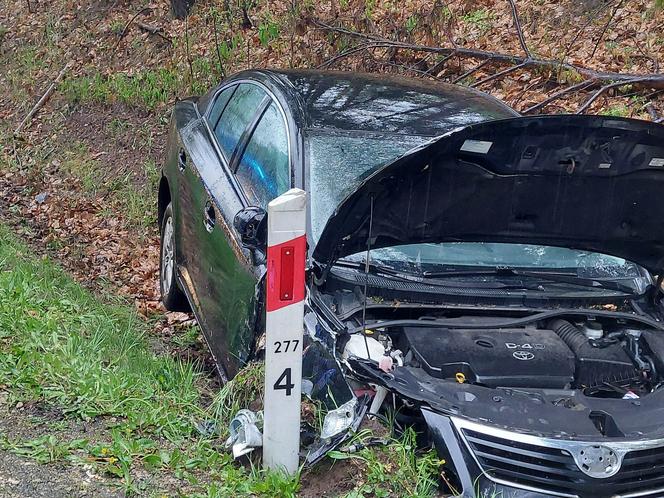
[160,203,190,312]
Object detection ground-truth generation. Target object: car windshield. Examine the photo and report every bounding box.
[342,242,644,279]
[308,131,428,241]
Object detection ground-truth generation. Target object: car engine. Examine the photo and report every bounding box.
[344,317,664,399]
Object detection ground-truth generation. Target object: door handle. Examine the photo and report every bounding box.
[178,148,187,172]
[203,200,216,232]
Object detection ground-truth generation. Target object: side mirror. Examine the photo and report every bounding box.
[233,206,267,251]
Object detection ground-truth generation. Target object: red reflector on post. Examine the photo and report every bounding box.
[266,235,306,312]
[279,246,295,301]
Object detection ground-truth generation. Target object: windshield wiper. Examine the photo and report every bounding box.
[422,266,636,294]
[333,261,544,290]
[333,259,412,280]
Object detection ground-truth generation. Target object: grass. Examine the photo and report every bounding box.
[57,141,160,231]
[461,9,494,35]
[61,69,181,110]
[329,429,444,498]
[0,224,447,496]
[0,225,299,495]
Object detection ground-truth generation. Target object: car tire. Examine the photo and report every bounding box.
[160,203,190,312]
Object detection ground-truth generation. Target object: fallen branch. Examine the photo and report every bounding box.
[452,58,492,84]
[590,0,624,59]
[576,77,649,114]
[112,7,151,52]
[523,80,595,114]
[424,52,456,77]
[317,42,396,69]
[506,0,531,59]
[14,61,73,136]
[472,62,528,87]
[555,0,614,80]
[311,19,664,90]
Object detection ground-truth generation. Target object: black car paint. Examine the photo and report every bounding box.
[314,114,664,271]
[161,69,515,377]
[161,69,664,498]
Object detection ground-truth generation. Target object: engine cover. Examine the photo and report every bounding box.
[404,326,576,388]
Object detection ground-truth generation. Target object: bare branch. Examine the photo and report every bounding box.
[471,62,528,87]
[452,59,492,83]
[14,61,73,136]
[506,0,531,59]
[311,20,664,89]
[136,21,171,43]
[590,0,624,59]
[112,7,151,52]
[317,42,396,69]
[523,80,595,114]
[556,0,614,80]
[424,52,457,77]
[576,78,649,114]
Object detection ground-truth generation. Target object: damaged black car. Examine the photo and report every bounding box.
[158,69,664,497]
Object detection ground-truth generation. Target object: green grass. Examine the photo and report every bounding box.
[330,429,444,498]
[0,225,299,495]
[602,103,630,117]
[61,69,181,110]
[0,224,447,496]
[57,141,160,231]
[461,9,494,34]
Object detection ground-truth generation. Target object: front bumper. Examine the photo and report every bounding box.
[423,409,664,498]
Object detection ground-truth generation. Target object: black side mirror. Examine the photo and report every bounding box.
[233,206,267,251]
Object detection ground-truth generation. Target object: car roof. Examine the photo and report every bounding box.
[267,69,519,136]
[199,69,519,138]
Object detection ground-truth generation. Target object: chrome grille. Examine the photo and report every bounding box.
[454,418,664,498]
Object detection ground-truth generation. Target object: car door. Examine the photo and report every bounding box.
[202,96,293,378]
[177,82,268,379]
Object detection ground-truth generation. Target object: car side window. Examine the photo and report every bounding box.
[214,83,266,161]
[235,102,290,207]
[207,85,235,130]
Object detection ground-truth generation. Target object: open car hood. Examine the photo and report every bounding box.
[312,115,664,273]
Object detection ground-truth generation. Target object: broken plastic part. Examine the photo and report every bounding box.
[378,354,394,372]
[321,398,358,439]
[369,386,388,415]
[343,334,385,362]
[224,409,263,459]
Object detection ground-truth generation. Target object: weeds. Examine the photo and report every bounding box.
[62,69,181,110]
[461,9,494,34]
[329,428,444,497]
[211,362,265,433]
[0,226,301,495]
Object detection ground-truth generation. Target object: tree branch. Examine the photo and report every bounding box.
[452,58,492,83]
[576,77,649,114]
[311,19,664,90]
[506,0,531,59]
[14,61,73,136]
[472,62,528,87]
[590,0,624,59]
[523,80,595,114]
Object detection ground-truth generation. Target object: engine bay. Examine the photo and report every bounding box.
[341,315,664,400]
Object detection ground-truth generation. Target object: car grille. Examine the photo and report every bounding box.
[459,424,664,498]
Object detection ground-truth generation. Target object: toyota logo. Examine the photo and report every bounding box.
[513,350,535,361]
[572,445,622,478]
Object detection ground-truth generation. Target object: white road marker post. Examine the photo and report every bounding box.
[263,188,307,475]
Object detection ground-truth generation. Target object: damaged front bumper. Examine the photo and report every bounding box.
[297,307,664,497]
[345,357,664,498]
